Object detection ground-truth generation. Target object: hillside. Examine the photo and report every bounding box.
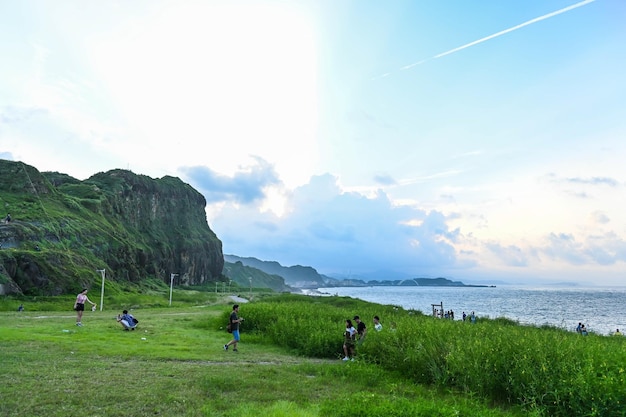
[222,260,292,293]
[224,254,326,288]
[0,160,224,295]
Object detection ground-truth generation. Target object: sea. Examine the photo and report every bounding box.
[315,285,626,336]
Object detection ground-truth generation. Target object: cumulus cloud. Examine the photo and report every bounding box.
[180,157,281,204]
[209,173,460,276]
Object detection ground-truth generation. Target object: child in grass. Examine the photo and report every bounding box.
[342,319,357,361]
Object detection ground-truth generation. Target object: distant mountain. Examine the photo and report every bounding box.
[369,277,485,287]
[222,260,292,292]
[224,255,485,288]
[224,255,325,288]
[327,269,413,282]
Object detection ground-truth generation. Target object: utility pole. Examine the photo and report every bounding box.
[169,273,178,306]
[96,269,106,311]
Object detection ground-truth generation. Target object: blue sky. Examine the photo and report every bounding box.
[1,0,625,285]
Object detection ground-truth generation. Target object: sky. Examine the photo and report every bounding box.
[1,0,625,286]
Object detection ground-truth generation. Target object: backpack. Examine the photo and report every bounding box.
[226,322,232,333]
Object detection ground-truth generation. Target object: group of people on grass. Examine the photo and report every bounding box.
[462,311,477,323]
[342,315,383,361]
[220,304,386,360]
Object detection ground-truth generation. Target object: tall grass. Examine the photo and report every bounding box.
[221,294,626,417]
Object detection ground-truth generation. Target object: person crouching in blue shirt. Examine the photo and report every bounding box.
[117,310,137,331]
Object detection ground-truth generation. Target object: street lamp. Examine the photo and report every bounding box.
[228,279,232,294]
[96,269,105,311]
[169,273,178,306]
[248,277,252,299]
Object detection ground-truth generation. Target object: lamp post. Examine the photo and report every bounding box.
[248,277,252,299]
[169,273,178,306]
[96,269,105,311]
[228,279,232,294]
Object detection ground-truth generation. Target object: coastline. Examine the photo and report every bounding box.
[301,285,626,336]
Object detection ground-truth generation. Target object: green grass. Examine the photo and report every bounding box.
[3,291,624,416]
[0,293,533,417]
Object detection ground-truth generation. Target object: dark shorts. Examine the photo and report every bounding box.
[75,303,85,311]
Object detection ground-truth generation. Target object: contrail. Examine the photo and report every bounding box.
[392,0,597,73]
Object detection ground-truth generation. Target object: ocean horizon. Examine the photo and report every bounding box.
[314,284,626,336]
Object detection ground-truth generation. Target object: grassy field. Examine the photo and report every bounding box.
[1,291,624,417]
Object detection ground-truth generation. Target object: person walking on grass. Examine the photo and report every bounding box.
[224,304,244,352]
[354,315,367,344]
[74,288,96,326]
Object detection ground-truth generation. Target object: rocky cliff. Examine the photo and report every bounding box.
[0,160,223,295]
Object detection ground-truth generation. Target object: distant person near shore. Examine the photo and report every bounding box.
[614,329,622,336]
[74,288,96,326]
[4,213,10,224]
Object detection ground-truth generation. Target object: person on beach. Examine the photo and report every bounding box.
[354,315,367,344]
[614,329,622,336]
[342,319,357,361]
[117,310,138,330]
[373,315,382,331]
[74,288,96,326]
[224,304,243,352]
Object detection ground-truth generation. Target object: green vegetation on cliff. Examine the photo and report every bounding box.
[0,159,224,296]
